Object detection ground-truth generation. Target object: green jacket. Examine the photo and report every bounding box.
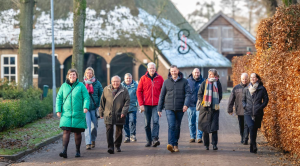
[56,79,90,129]
[84,79,103,110]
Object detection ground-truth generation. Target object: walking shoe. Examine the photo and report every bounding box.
[197,139,203,143]
[167,144,175,153]
[116,147,121,152]
[174,146,179,152]
[152,140,160,147]
[91,141,95,148]
[86,144,91,150]
[213,145,218,150]
[189,139,195,143]
[243,140,248,145]
[250,144,254,153]
[124,137,130,143]
[130,135,137,142]
[145,142,152,147]
[107,148,114,154]
[75,151,81,157]
[253,144,257,153]
[205,146,209,150]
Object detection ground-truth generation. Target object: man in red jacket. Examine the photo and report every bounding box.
[137,62,164,147]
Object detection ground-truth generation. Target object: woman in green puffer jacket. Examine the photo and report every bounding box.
[56,69,90,158]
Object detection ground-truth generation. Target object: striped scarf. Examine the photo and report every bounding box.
[201,78,220,110]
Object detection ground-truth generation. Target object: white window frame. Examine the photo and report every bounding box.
[1,54,18,82]
[221,26,234,52]
[33,54,39,78]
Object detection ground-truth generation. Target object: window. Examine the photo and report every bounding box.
[1,55,17,82]
[208,26,219,52]
[208,26,234,53]
[33,54,39,78]
[221,27,233,52]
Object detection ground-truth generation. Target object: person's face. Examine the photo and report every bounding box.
[208,72,215,79]
[85,70,93,79]
[250,73,258,84]
[148,64,156,76]
[170,67,179,78]
[68,72,77,83]
[192,69,200,80]
[241,75,249,85]
[124,75,132,85]
[112,77,121,89]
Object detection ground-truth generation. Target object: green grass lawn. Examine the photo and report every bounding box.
[0,115,61,155]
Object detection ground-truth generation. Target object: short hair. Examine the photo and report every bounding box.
[170,65,178,69]
[111,75,121,81]
[66,69,79,80]
[147,62,156,68]
[208,69,219,77]
[193,68,200,73]
[241,73,248,78]
[124,73,132,78]
[84,67,95,76]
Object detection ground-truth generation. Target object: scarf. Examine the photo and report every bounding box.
[249,82,259,95]
[202,78,220,110]
[83,76,96,94]
[112,87,120,97]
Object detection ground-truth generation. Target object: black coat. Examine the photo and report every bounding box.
[197,79,222,133]
[227,83,248,116]
[157,72,191,112]
[242,83,269,116]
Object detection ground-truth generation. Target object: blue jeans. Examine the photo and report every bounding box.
[85,110,98,145]
[144,105,159,143]
[166,110,184,146]
[124,111,137,138]
[187,107,203,139]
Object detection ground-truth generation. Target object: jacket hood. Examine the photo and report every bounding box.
[188,73,203,82]
[168,71,184,81]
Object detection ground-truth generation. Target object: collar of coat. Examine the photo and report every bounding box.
[240,82,248,88]
[108,84,125,100]
[168,71,184,81]
[121,80,137,88]
[188,73,203,82]
[66,79,79,88]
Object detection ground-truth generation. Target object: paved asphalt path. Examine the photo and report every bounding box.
[12,95,274,166]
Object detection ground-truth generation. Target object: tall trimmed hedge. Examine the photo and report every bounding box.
[232,4,300,156]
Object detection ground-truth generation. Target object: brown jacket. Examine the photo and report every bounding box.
[99,84,130,125]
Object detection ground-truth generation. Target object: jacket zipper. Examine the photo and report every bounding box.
[70,84,73,127]
[152,80,154,106]
[173,81,176,111]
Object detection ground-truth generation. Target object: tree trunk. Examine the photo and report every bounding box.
[18,0,34,89]
[72,0,86,81]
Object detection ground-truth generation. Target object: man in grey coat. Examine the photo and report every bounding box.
[227,73,250,145]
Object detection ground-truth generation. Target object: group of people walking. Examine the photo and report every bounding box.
[55,61,269,158]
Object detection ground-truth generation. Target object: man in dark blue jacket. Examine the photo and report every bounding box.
[157,65,191,153]
[187,68,204,143]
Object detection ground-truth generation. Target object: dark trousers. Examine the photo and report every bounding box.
[203,131,218,146]
[244,115,258,147]
[165,110,184,146]
[106,124,123,149]
[238,115,249,142]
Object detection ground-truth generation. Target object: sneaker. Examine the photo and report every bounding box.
[130,135,137,142]
[167,144,175,153]
[174,146,179,152]
[197,139,203,143]
[189,139,195,143]
[91,141,95,148]
[86,144,91,150]
[124,137,130,143]
[152,140,160,147]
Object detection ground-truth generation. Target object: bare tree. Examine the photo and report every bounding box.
[18,0,35,89]
[72,0,86,81]
[221,0,242,19]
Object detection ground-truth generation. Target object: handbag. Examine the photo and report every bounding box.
[61,83,77,110]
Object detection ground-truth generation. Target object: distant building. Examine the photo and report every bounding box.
[0,0,231,91]
[198,11,256,87]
